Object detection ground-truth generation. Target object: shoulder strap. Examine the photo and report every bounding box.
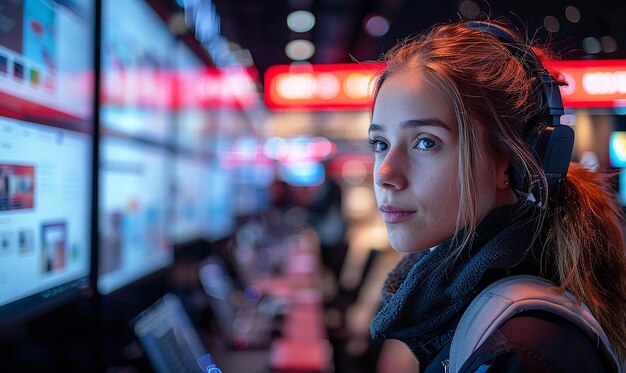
[449,275,621,373]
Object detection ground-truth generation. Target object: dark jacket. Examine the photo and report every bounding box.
[370,204,608,372]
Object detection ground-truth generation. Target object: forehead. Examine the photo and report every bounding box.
[372,69,457,132]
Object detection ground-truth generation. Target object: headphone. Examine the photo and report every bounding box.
[466,21,574,198]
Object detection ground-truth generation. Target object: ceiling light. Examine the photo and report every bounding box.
[601,36,618,53]
[565,5,581,23]
[543,16,560,33]
[285,39,315,60]
[287,10,315,33]
[364,15,389,37]
[583,37,601,54]
[458,0,480,19]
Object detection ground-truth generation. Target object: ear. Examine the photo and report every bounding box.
[496,160,511,190]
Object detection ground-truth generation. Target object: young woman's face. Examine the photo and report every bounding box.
[370,69,501,252]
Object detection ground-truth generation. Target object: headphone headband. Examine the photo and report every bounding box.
[466,21,564,126]
[465,21,574,195]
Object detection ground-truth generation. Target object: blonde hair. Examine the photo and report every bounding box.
[371,20,626,358]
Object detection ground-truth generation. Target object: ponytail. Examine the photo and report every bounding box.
[547,162,626,359]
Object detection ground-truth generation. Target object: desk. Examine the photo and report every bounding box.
[207,230,334,372]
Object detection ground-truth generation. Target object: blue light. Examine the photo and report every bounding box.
[609,132,626,167]
[280,161,325,187]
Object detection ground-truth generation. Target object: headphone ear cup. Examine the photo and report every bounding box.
[535,125,575,188]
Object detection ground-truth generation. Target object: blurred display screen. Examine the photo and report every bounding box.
[174,42,207,152]
[173,155,235,244]
[175,109,209,152]
[0,0,94,323]
[0,0,94,129]
[231,166,275,217]
[173,40,237,242]
[205,161,235,240]
[98,137,172,295]
[172,155,208,244]
[98,0,178,294]
[100,0,175,144]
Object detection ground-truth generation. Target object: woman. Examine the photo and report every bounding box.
[368,20,626,372]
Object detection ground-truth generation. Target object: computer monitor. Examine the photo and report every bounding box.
[172,41,236,245]
[172,154,209,245]
[174,41,206,153]
[132,293,214,373]
[172,153,236,245]
[98,137,172,295]
[99,0,175,144]
[98,0,176,294]
[204,162,235,241]
[0,0,95,326]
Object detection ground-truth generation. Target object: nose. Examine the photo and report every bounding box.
[374,148,408,190]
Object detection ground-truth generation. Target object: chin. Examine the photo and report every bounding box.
[389,237,429,253]
[388,229,447,253]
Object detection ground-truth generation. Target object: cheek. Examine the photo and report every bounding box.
[432,163,458,191]
[416,169,459,206]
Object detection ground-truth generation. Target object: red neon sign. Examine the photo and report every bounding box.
[101,66,260,110]
[264,63,384,111]
[177,66,260,109]
[545,60,626,108]
[265,60,626,111]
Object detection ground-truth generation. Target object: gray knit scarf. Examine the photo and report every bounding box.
[370,204,543,366]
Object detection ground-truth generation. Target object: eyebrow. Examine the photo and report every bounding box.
[368,118,452,133]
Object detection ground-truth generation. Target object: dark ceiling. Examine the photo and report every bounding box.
[159,0,626,78]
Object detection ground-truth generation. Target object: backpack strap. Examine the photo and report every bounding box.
[449,275,621,373]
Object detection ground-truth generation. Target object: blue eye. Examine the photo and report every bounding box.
[368,138,388,152]
[416,138,437,150]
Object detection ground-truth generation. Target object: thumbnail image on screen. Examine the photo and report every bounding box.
[0,163,35,211]
[98,137,173,295]
[0,0,94,325]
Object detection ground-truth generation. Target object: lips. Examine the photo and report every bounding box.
[379,205,416,224]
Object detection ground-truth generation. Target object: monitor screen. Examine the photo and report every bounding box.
[98,137,172,294]
[173,154,235,245]
[174,42,207,153]
[132,293,210,373]
[0,0,94,128]
[0,0,94,325]
[100,0,176,144]
[98,0,177,294]
[172,154,209,244]
[172,41,236,243]
[204,162,235,241]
